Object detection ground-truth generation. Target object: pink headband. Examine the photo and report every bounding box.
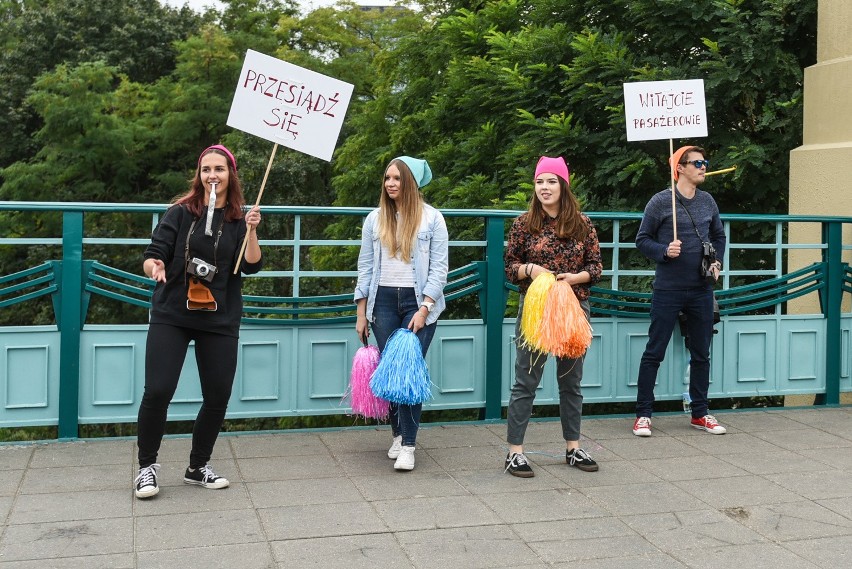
[534,156,570,184]
[198,145,237,172]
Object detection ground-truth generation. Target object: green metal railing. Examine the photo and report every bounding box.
[1,201,850,437]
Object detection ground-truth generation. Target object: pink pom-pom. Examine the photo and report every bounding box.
[348,345,389,420]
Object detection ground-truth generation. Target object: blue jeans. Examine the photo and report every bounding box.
[636,287,715,419]
[371,286,436,446]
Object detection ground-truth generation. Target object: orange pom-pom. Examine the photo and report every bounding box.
[540,280,593,359]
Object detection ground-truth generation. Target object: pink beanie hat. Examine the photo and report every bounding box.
[199,144,237,172]
[534,156,570,184]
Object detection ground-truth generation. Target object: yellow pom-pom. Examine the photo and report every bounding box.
[519,272,555,353]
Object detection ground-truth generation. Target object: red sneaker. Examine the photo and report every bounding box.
[691,414,727,434]
[632,416,652,437]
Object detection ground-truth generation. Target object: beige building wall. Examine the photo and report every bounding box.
[789,0,852,314]
[787,0,852,404]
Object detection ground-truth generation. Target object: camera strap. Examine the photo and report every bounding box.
[676,196,708,243]
[184,214,225,284]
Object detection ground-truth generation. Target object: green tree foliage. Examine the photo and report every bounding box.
[333,0,816,219]
[0,0,202,170]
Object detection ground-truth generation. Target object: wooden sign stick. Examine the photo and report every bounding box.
[669,138,677,241]
[234,143,278,274]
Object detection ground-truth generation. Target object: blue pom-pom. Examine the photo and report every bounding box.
[370,329,432,404]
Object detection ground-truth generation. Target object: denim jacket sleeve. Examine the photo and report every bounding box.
[354,209,379,302]
[421,207,449,302]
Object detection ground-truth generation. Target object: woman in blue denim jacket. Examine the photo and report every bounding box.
[354,156,449,471]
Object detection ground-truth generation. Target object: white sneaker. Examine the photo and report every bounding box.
[394,446,415,471]
[387,435,403,459]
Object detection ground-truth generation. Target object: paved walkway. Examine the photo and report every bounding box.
[1,408,851,568]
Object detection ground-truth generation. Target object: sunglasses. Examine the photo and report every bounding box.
[681,159,710,169]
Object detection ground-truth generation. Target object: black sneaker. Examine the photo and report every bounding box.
[134,463,160,499]
[566,448,599,472]
[183,464,230,489]
[505,452,535,478]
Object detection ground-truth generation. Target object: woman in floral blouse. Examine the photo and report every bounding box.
[503,156,603,478]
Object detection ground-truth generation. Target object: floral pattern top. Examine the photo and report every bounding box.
[504,213,603,300]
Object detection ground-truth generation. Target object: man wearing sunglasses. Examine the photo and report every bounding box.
[632,145,727,437]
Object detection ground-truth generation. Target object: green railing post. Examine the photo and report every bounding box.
[822,221,842,405]
[483,216,506,420]
[58,212,84,438]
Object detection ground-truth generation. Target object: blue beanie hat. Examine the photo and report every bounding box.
[395,156,432,188]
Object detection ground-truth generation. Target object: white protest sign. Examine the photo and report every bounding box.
[623,79,707,142]
[227,49,355,161]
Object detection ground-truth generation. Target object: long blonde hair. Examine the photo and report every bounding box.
[378,158,424,262]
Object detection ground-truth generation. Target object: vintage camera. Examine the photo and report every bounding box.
[700,242,718,284]
[187,257,217,283]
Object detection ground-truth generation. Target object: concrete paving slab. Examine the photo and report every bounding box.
[673,475,810,508]
[719,411,811,432]
[543,458,659,488]
[258,501,387,540]
[0,470,23,497]
[0,445,33,470]
[133,481,253,516]
[337,448,445,475]
[598,436,704,461]
[630,454,750,482]
[153,437,235,463]
[621,509,767,550]
[19,464,127,495]
[674,432,784,455]
[28,440,132,468]
[8,489,131,525]
[227,432,329,458]
[372,495,501,531]
[725,500,852,542]
[0,517,133,561]
[750,427,852,450]
[134,508,264,551]
[0,553,135,568]
[319,428,395,454]
[527,533,660,564]
[510,516,634,542]
[766,469,852,500]
[552,552,687,569]
[136,542,275,569]
[245,477,363,508]
[270,532,413,569]
[581,481,708,516]
[0,496,12,525]
[395,525,538,569]
[479,488,609,523]
[3,408,851,567]
[719,448,824,475]
[817,496,852,520]
[450,466,568,495]
[237,454,340,482]
[416,424,505,449]
[798,447,852,470]
[787,534,852,569]
[350,471,468,501]
[672,541,821,569]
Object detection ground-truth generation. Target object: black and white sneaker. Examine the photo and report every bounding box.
[134,463,160,499]
[566,448,599,472]
[183,464,230,489]
[504,452,535,478]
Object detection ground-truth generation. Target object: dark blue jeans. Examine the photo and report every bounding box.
[371,286,436,446]
[636,287,715,419]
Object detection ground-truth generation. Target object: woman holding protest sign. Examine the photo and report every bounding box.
[354,156,449,471]
[503,156,603,478]
[134,145,262,499]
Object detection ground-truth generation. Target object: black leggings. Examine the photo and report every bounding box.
[137,323,238,468]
